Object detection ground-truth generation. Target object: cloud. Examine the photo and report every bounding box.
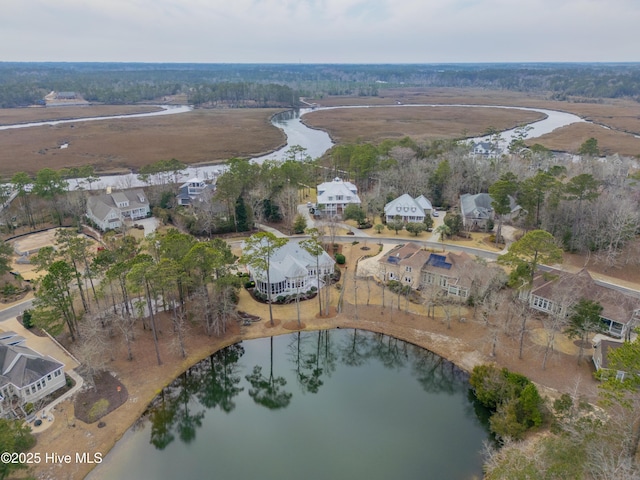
[1,0,639,62]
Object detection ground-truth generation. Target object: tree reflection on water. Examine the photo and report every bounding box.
[145,329,481,451]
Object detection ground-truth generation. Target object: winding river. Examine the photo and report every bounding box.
[2,104,583,477]
[1,102,585,190]
[83,103,584,189]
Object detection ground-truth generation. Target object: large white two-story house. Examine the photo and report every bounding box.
[0,332,65,418]
[316,177,361,216]
[86,188,150,231]
[384,194,433,223]
[244,240,335,301]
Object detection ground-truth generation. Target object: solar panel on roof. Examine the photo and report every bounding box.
[427,254,452,269]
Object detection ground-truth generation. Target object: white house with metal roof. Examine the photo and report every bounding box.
[384,194,433,223]
[0,332,65,418]
[316,177,361,216]
[244,240,335,301]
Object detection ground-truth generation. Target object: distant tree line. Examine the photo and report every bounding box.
[188,82,298,107]
[1,62,640,108]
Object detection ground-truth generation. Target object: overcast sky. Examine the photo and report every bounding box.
[2,0,639,63]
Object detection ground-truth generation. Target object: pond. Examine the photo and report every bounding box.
[88,329,490,480]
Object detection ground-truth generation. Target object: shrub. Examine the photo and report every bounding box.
[22,309,34,329]
[470,364,545,440]
[335,253,346,264]
[2,283,18,296]
[88,399,110,423]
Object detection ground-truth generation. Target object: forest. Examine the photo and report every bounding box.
[1,62,640,107]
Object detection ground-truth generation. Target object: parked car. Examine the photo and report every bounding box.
[432,210,439,217]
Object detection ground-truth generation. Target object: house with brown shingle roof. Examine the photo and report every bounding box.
[525,268,640,339]
[379,243,430,287]
[378,244,503,300]
[420,251,480,299]
[592,337,629,380]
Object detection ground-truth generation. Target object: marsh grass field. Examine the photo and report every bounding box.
[312,88,640,156]
[1,88,640,179]
[0,107,286,177]
[302,105,545,144]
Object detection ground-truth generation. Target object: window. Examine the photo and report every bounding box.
[47,374,52,381]
[405,266,412,272]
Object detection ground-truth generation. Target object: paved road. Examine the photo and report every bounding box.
[0,298,34,322]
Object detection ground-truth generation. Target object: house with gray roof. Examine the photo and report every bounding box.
[243,239,335,301]
[471,141,502,158]
[460,193,521,231]
[176,177,216,206]
[384,194,432,223]
[87,188,150,231]
[0,333,65,418]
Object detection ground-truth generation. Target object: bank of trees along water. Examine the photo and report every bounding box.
[482,335,640,479]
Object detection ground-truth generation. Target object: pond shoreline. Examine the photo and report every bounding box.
[32,287,596,480]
